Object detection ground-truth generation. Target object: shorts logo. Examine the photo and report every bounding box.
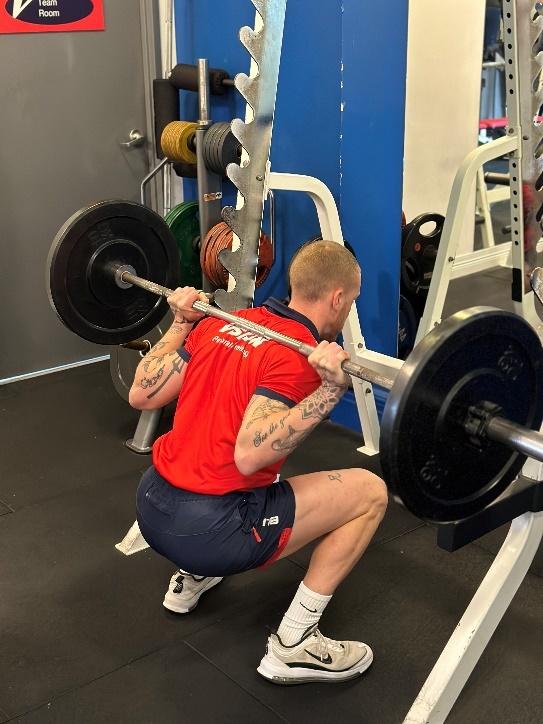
[262,515,279,526]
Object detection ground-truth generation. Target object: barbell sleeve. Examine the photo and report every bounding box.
[486,416,543,464]
[118,269,397,389]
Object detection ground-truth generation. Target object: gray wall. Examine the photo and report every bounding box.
[0,1,156,379]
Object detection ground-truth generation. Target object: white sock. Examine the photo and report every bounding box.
[276,582,332,646]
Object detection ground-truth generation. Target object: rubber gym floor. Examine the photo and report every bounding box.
[3,251,543,720]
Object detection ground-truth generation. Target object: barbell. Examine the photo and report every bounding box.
[47,200,543,524]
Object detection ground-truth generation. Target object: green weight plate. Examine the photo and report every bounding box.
[165,201,202,288]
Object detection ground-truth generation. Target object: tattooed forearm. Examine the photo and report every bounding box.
[140,318,192,369]
[140,365,165,389]
[148,340,168,355]
[328,471,343,482]
[271,424,313,452]
[299,382,346,421]
[236,383,347,472]
[146,354,185,399]
[171,317,192,330]
[142,354,165,374]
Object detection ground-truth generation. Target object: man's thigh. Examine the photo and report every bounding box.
[279,468,386,559]
[136,466,297,575]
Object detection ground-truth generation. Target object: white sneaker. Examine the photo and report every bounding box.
[257,626,373,685]
[163,570,223,613]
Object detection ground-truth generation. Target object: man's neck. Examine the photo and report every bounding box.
[288,297,327,338]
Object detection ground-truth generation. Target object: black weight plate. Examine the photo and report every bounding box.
[218,125,240,172]
[212,124,223,173]
[203,122,241,175]
[401,212,444,296]
[381,307,543,523]
[202,123,222,174]
[213,123,228,173]
[48,200,180,345]
[398,294,418,360]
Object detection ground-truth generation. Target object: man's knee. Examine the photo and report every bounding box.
[352,469,388,517]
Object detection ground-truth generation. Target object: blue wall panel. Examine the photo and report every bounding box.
[174,0,341,304]
[174,0,408,431]
[340,1,408,357]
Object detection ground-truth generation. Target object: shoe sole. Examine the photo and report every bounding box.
[163,576,223,614]
[257,649,373,685]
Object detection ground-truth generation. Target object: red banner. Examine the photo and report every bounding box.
[0,0,105,33]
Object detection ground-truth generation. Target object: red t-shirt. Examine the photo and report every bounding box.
[152,299,322,494]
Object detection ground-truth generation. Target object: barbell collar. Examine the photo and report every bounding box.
[120,340,152,354]
[117,269,396,389]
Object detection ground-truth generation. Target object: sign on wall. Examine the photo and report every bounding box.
[0,0,105,33]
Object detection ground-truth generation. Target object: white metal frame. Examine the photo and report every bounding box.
[267,171,384,456]
[475,166,511,250]
[475,167,496,249]
[406,5,543,716]
[416,134,518,343]
[404,509,543,723]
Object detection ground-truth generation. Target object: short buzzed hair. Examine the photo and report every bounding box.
[288,240,361,302]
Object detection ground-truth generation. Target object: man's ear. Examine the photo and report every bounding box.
[331,288,343,311]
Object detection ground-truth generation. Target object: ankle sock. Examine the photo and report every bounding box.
[276,581,332,646]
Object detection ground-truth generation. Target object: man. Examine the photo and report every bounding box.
[130,240,387,684]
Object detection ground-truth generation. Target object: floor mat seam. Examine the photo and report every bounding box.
[0,643,173,722]
[183,640,290,723]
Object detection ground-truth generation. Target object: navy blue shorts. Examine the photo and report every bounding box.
[136,466,296,577]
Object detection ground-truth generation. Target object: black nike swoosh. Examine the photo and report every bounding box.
[300,603,317,613]
[304,649,332,665]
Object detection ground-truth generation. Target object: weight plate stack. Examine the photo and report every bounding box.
[200,221,272,288]
[164,201,202,288]
[202,122,242,175]
[161,121,197,165]
[401,212,444,297]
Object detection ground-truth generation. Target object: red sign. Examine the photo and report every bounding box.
[0,0,104,33]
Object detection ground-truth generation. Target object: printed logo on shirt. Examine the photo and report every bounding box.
[262,515,279,526]
[218,323,268,348]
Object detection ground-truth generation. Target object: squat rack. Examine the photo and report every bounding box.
[405,2,543,721]
[120,3,543,721]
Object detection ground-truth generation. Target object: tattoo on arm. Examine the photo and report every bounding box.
[140,365,165,389]
[171,318,192,331]
[148,340,168,356]
[245,397,289,429]
[299,383,345,422]
[243,383,346,454]
[146,353,185,399]
[253,421,279,447]
[271,424,313,452]
[268,384,346,453]
[328,471,343,483]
